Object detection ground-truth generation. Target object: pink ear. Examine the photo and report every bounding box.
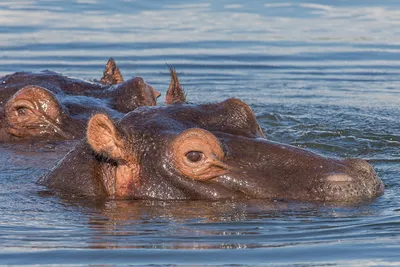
[87,114,125,161]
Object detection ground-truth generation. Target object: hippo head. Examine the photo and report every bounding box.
[2,85,74,140]
[0,59,165,142]
[0,80,161,141]
[40,97,384,204]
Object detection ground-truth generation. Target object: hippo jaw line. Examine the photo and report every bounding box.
[208,170,384,203]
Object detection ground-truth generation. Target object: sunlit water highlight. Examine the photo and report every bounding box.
[0,1,399,266]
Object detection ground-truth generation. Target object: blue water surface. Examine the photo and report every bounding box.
[0,1,399,266]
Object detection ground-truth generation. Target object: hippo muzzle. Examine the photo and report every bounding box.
[207,134,384,203]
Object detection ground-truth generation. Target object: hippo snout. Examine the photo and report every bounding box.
[318,159,384,203]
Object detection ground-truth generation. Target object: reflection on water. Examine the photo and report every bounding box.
[2,1,400,44]
[84,200,286,250]
[0,0,399,266]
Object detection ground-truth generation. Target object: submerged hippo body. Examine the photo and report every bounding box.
[39,97,384,204]
[0,59,160,141]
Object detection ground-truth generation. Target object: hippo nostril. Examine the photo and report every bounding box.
[325,173,354,182]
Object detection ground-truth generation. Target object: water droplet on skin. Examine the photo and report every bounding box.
[41,102,48,112]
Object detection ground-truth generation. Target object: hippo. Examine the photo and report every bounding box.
[39,80,384,203]
[0,58,161,141]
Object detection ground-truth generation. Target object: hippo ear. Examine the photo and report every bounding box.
[220,98,265,138]
[165,65,186,105]
[87,114,126,162]
[100,58,124,85]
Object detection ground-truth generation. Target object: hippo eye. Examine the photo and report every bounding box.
[185,151,203,163]
[15,106,31,116]
[171,128,228,181]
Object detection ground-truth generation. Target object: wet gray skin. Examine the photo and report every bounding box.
[0,58,161,141]
[39,98,384,204]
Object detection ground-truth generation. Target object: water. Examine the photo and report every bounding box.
[0,1,399,266]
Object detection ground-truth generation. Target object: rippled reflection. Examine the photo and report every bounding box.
[1,1,400,45]
[68,198,382,250]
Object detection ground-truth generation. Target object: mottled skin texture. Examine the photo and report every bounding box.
[0,58,160,141]
[39,98,384,204]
